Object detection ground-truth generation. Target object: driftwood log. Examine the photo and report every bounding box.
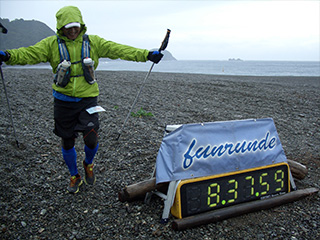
[287,159,308,180]
[172,187,319,231]
[118,177,168,202]
[118,160,308,202]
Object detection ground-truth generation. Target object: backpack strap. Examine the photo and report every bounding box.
[57,34,90,62]
[57,35,70,62]
[56,34,93,79]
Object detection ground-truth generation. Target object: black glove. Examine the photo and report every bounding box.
[147,51,163,64]
[0,51,10,65]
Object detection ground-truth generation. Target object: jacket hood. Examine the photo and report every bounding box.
[56,6,86,34]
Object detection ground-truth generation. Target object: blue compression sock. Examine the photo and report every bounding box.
[62,147,78,176]
[84,143,99,165]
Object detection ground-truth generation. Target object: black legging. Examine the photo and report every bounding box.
[62,127,98,150]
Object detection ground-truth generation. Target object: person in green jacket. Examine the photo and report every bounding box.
[0,6,163,193]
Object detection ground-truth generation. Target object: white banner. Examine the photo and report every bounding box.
[155,118,287,184]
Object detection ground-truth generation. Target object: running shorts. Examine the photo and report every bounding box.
[53,97,99,139]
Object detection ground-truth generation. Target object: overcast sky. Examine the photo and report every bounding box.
[0,0,319,61]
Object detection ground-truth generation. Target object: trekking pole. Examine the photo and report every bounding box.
[116,29,171,140]
[0,23,19,147]
[0,65,19,148]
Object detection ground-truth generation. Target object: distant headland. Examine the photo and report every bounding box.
[228,58,243,61]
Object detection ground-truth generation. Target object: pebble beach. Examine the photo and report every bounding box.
[0,68,319,239]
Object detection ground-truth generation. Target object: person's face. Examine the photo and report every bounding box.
[62,27,81,40]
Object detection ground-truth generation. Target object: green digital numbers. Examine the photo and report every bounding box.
[274,169,284,192]
[207,183,220,207]
[245,175,255,197]
[181,163,290,218]
[227,179,238,203]
[205,167,287,209]
[259,172,270,196]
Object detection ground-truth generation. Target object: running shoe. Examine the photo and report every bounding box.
[68,175,83,193]
[83,161,96,185]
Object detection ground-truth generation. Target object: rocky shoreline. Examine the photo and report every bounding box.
[0,68,319,239]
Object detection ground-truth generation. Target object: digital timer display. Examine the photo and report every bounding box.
[171,162,290,219]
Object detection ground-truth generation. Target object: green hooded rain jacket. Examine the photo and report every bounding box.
[6,6,149,98]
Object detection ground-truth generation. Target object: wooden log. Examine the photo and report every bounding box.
[118,177,168,202]
[172,187,318,231]
[287,159,308,180]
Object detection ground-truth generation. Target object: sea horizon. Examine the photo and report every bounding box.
[3,59,320,77]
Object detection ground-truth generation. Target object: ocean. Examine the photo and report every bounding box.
[5,60,320,77]
[96,60,320,77]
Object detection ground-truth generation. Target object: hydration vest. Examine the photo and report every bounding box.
[54,34,96,87]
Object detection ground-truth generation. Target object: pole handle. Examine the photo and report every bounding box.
[158,29,171,53]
